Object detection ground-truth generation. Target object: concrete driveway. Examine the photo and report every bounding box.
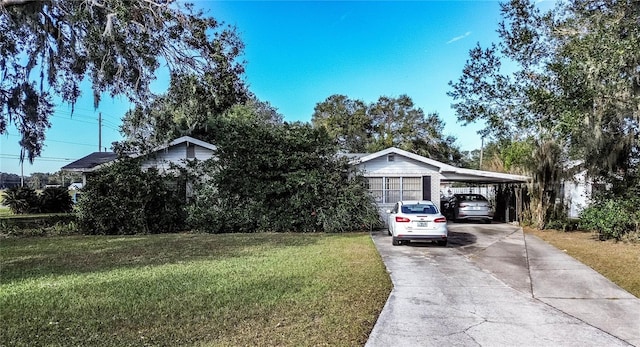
[366,223,640,347]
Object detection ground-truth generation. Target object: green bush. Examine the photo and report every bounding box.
[39,186,73,213]
[1,187,39,214]
[580,198,639,240]
[187,118,381,233]
[1,186,73,214]
[76,158,186,235]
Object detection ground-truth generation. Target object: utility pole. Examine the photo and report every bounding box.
[479,136,484,170]
[98,112,102,152]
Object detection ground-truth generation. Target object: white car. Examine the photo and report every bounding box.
[387,200,448,246]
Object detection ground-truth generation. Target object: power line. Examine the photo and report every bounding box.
[0,154,74,163]
[65,105,126,121]
[55,104,124,120]
[49,114,120,131]
[4,134,101,147]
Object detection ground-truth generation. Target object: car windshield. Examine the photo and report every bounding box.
[401,204,438,214]
[457,194,487,201]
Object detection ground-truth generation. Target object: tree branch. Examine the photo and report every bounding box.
[0,0,35,8]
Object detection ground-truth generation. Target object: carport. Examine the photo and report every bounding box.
[348,147,530,224]
[439,166,530,223]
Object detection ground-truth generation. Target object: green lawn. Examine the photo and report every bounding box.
[0,191,11,216]
[0,233,392,346]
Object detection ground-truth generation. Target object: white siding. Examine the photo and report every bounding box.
[355,153,442,226]
[358,154,441,175]
[140,144,215,173]
[564,170,591,219]
[356,155,441,203]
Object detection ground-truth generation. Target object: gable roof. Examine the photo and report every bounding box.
[61,136,216,173]
[61,152,118,172]
[355,147,459,171]
[144,136,217,155]
[350,147,530,184]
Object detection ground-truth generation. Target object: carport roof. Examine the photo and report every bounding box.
[348,147,530,184]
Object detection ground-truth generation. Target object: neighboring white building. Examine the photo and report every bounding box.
[68,182,84,190]
[563,169,593,219]
[347,147,530,224]
[61,136,216,185]
[138,136,216,172]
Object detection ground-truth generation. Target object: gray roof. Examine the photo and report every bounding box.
[61,152,117,172]
[348,147,530,184]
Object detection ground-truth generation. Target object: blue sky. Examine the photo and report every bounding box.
[0,1,554,176]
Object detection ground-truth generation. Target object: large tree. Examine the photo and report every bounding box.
[312,94,464,165]
[186,116,380,233]
[0,0,246,162]
[369,95,463,164]
[311,94,370,153]
[448,0,639,228]
[119,72,255,152]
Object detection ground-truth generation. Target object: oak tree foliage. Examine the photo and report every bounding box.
[1,0,246,162]
[186,116,381,233]
[448,0,639,229]
[312,94,464,166]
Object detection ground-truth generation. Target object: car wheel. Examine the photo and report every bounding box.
[437,240,448,247]
[484,219,492,224]
[392,238,401,246]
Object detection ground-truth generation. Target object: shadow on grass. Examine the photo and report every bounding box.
[0,232,327,283]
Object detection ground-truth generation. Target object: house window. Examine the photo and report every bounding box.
[368,177,384,203]
[402,177,421,200]
[386,177,400,203]
[387,154,395,162]
[367,176,421,203]
[187,144,196,159]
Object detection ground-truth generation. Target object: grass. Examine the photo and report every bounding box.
[524,227,640,298]
[0,233,392,346]
[0,207,12,217]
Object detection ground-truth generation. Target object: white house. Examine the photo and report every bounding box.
[68,182,84,190]
[61,136,216,184]
[347,147,530,223]
[138,136,216,172]
[563,168,594,219]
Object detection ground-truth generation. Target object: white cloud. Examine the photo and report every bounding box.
[446,31,471,44]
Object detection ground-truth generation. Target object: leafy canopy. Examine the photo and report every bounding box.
[187,114,381,233]
[312,94,464,166]
[448,0,639,229]
[448,0,640,181]
[0,0,246,162]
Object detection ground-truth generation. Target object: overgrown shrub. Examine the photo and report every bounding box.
[187,118,381,233]
[1,187,39,214]
[39,186,73,213]
[76,158,186,235]
[1,186,73,214]
[580,197,639,241]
